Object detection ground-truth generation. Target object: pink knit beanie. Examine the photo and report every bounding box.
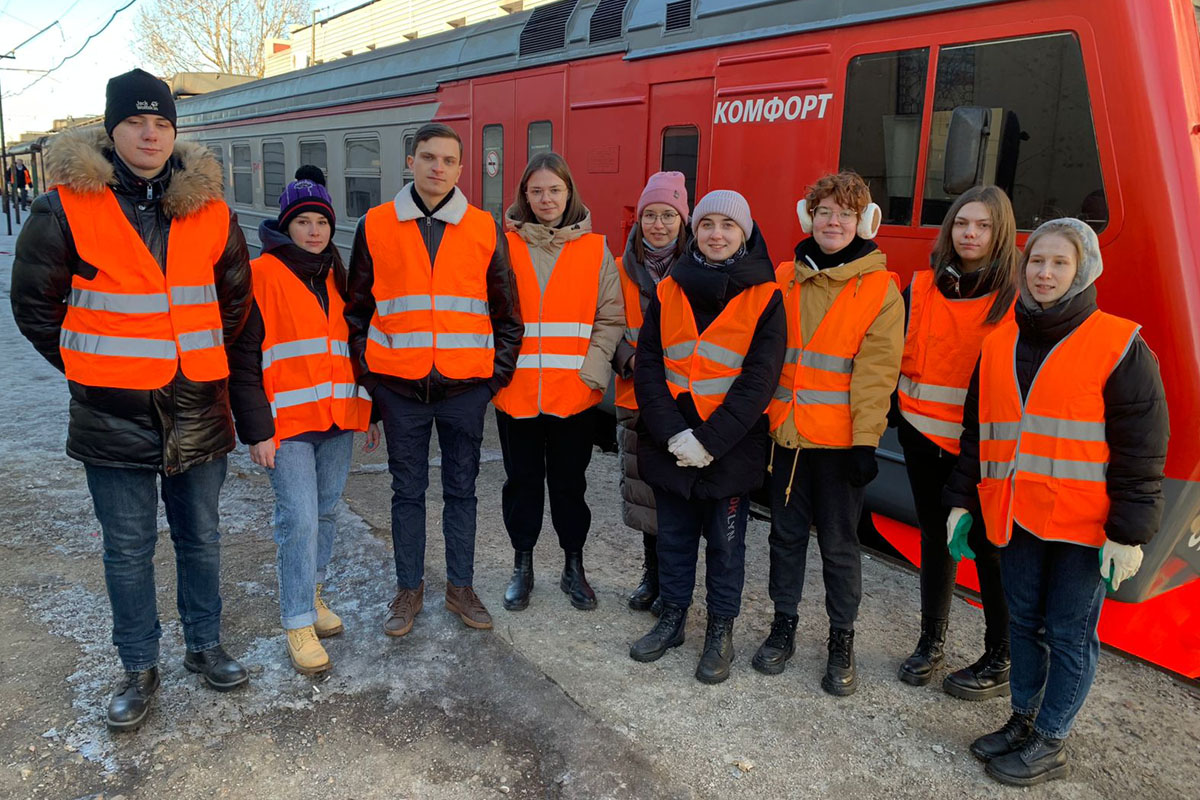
[637,171,689,221]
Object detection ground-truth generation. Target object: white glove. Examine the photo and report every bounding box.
[1099,540,1144,592]
[668,429,713,468]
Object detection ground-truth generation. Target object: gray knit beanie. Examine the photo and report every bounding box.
[691,190,753,241]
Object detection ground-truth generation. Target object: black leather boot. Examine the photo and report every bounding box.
[898,616,948,686]
[627,538,660,611]
[503,549,534,611]
[183,644,249,692]
[821,627,858,696]
[650,596,664,617]
[695,614,735,684]
[106,667,160,732]
[751,611,798,675]
[944,640,1011,700]
[630,603,686,662]
[986,731,1069,786]
[970,711,1036,762]
[560,550,597,610]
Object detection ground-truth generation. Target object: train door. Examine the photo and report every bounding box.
[473,78,516,223]
[514,72,565,170]
[648,78,713,219]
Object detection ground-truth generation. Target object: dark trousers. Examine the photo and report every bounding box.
[902,439,1009,643]
[376,383,491,590]
[654,489,749,618]
[767,446,864,630]
[495,409,594,552]
[84,457,227,671]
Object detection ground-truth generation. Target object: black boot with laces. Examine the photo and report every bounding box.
[898,615,948,686]
[695,614,735,684]
[630,603,687,662]
[821,627,858,696]
[752,611,798,675]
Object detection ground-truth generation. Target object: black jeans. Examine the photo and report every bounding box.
[654,489,749,618]
[767,446,865,630]
[495,409,594,552]
[902,434,1009,644]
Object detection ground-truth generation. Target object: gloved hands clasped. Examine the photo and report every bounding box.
[668,428,713,469]
[946,507,975,562]
[847,445,879,487]
[1099,540,1144,592]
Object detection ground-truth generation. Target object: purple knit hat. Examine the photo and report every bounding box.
[278,178,335,230]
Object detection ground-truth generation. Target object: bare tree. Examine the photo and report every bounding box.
[135,0,309,78]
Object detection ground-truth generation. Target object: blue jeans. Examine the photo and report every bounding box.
[84,457,228,671]
[375,383,491,589]
[1001,526,1106,739]
[653,489,749,618]
[267,432,354,629]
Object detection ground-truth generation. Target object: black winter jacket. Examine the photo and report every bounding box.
[10,128,252,475]
[943,286,1169,545]
[635,226,787,500]
[343,184,522,402]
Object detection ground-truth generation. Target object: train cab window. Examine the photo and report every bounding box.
[839,48,929,226]
[402,131,416,182]
[299,139,328,178]
[481,124,504,223]
[920,33,1106,231]
[661,126,699,213]
[262,141,286,208]
[231,143,253,206]
[344,136,381,219]
[527,121,552,160]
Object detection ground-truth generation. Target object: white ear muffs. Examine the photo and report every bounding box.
[796,199,813,233]
[858,202,882,239]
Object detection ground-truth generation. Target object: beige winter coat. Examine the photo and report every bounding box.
[503,206,624,391]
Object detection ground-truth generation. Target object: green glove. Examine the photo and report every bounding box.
[946,507,976,562]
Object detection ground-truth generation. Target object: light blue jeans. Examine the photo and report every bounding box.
[267,432,354,629]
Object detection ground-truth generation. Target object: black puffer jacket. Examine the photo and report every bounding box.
[635,226,787,500]
[10,128,252,475]
[944,286,1169,545]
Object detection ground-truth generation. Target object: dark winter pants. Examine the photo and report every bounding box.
[495,409,594,552]
[376,383,491,590]
[654,489,749,618]
[767,446,864,630]
[902,439,1009,644]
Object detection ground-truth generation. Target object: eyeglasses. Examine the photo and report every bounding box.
[641,211,680,225]
[526,186,566,200]
[813,207,858,223]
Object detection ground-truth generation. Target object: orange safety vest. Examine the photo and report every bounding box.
[363,202,496,380]
[977,310,1140,548]
[614,257,645,411]
[767,263,893,446]
[252,253,372,446]
[658,276,777,421]
[898,269,1012,454]
[57,185,230,390]
[493,233,605,418]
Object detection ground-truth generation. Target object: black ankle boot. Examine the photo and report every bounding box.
[944,640,1011,700]
[630,603,687,662]
[986,731,1069,786]
[503,550,534,611]
[627,538,660,611]
[650,596,664,617]
[752,611,798,675]
[695,614,735,684]
[183,645,248,691]
[106,667,160,731]
[560,550,597,610]
[970,711,1036,762]
[898,616,948,686]
[822,627,857,696]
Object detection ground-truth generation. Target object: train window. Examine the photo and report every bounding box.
[920,33,1106,231]
[344,136,381,219]
[481,124,504,223]
[262,141,286,208]
[661,126,698,212]
[298,139,327,177]
[403,131,416,182]
[839,48,929,226]
[206,144,225,192]
[527,121,552,160]
[231,143,253,206]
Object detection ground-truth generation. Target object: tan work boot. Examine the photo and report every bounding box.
[286,626,331,675]
[445,583,493,630]
[384,581,424,637]
[314,583,343,638]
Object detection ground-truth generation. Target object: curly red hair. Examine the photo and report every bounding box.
[805,171,871,213]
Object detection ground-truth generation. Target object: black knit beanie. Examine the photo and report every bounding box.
[105,69,177,136]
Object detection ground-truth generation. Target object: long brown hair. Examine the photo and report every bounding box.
[510,152,588,228]
[930,185,1019,324]
[632,223,688,264]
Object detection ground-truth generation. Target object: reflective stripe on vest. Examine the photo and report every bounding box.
[492,232,605,418]
[252,253,372,446]
[658,276,777,421]
[977,311,1140,548]
[57,185,231,390]
[363,199,497,380]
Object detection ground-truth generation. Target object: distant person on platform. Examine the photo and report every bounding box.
[10,158,32,209]
[344,122,523,637]
[10,68,254,732]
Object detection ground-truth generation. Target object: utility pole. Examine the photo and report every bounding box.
[1,52,14,235]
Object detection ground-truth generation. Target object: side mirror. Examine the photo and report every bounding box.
[943,106,991,195]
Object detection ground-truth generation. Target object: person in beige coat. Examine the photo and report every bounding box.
[493,152,624,612]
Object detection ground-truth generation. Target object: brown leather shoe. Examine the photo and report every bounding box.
[444,583,493,630]
[383,581,424,637]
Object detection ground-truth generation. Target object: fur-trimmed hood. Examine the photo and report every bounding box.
[44,127,223,219]
[393,182,468,225]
